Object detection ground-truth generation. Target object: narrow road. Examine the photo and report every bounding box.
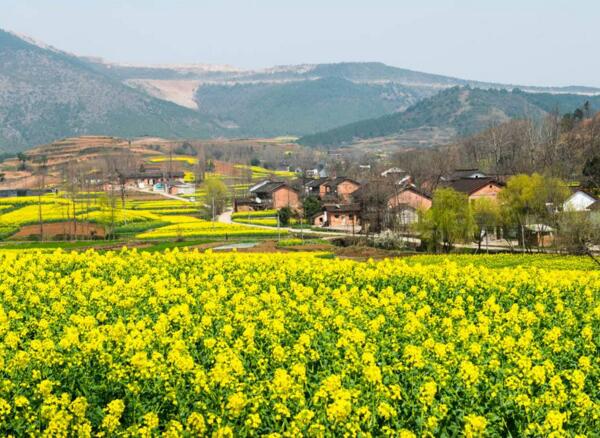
[217,208,233,224]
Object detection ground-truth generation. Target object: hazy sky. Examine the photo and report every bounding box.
[2,0,599,87]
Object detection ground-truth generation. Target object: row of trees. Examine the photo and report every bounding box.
[418,174,599,260]
[391,110,600,193]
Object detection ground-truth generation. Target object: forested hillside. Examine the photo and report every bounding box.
[195,77,424,136]
[0,30,221,152]
[299,87,600,147]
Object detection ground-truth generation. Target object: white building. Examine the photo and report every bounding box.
[563,190,597,212]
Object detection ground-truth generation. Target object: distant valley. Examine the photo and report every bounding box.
[2,28,600,152]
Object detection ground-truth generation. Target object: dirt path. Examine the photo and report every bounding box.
[217,208,233,224]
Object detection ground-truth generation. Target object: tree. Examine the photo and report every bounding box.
[583,156,600,191]
[277,207,292,226]
[302,196,321,221]
[16,152,27,171]
[356,179,395,235]
[499,173,569,250]
[417,188,474,252]
[556,210,600,265]
[250,157,261,167]
[203,178,228,218]
[472,198,500,252]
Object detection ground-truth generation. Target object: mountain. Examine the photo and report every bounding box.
[193,77,424,136]
[0,30,222,152]
[3,28,600,152]
[298,87,600,147]
[94,59,600,140]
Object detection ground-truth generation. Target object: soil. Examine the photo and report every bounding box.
[13,221,106,239]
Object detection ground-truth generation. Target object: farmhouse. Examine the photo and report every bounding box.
[350,182,431,226]
[446,177,504,202]
[304,176,360,202]
[563,189,598,211]
[119,171,185,189]
[313,203,361,229]
[234,180,300,211]
[168,183,196,196]
[387,185,432,211]
[305,177,329,197]
[449,168,488,180]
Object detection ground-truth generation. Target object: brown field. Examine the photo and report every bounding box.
[13,222,106,239]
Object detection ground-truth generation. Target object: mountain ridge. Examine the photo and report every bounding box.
[0,29,222,152]
[3,27,600,152]
[298,87,600,147]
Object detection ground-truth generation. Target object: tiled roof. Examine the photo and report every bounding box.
[322,177,359,188]
[352,182,430,200]
[450,169,486,179]
[323,203,361,213]
[252,182,285,195]
[305,177,328,188]
[446,177,502,195]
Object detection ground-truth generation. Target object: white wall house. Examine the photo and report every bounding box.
[563,190,597,211]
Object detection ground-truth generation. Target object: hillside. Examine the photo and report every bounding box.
[194,77,424,136]
[298,87,600,147]
[0,30,222,152]
[87,58,600,140]
[4,28,600,152]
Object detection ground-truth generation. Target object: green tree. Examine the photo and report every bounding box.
[417,188,474,252]
[16,152,27,171]
[557,210,600,260]
[277,206,292,226]
[302,196,321,221]
[499,173,569,249]
[203,178,229,218]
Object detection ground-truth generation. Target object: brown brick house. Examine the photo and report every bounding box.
[234,180,300,211]
[351,182,431,227]
[445,177,504,202]
[304,177,360,202]
[313,203,361,229]
[387,185,432,211]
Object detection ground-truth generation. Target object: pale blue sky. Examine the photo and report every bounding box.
[2,0,599,87]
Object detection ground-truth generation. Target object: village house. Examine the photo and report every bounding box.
[386,185,432,226]
[168,183,196,196]
[313,203,361,230]
[445,177,504,202]
[304,176,360,202]
[117,170,185,190]
[381,168,412,187]
[304,177,328,197]
[234,180,300,212]
[350,182,431,228]
[449,168,489,180]
[387,184,432,211]
[563,189,598,211]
